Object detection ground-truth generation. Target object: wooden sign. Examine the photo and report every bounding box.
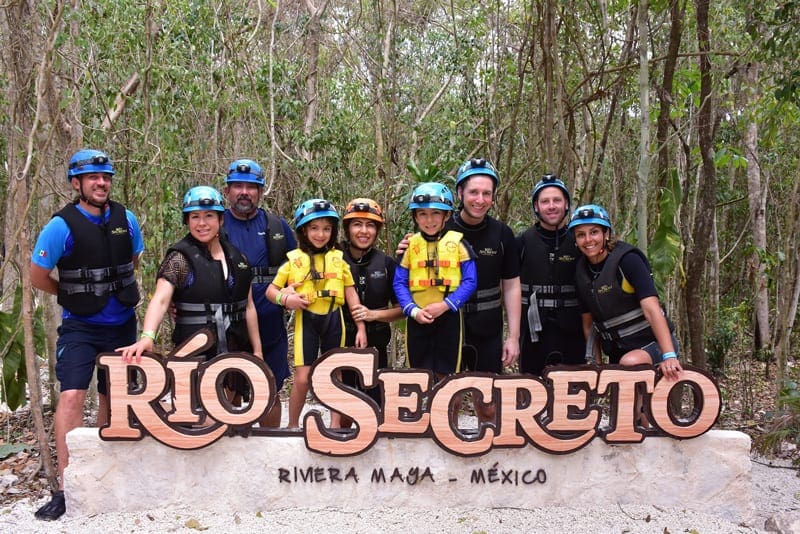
[98,331,721,456]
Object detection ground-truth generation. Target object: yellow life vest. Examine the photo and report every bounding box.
[407,231,463,293]
[286,248,346,307]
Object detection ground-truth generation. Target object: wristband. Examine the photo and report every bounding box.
[275,291,283,305]
[141,330,157,341]
[410,307,420,320]
[662,351,677,360]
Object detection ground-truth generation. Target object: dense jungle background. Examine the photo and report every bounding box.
[1,0,800,493]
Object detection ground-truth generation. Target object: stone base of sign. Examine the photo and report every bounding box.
[64,428,752,523]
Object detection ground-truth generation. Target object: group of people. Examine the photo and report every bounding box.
[31,149,683,520]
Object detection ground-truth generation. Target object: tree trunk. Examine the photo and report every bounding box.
[0,0,60,489]
[635,0,650,250]
[682,0,716,369]
[773,166,800,397]
[743,63,771,364]
[300,0,330,164]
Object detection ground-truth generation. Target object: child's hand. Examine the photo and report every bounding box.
[413,308,434,324]
[284,293,310,310]
[423,301,449,320]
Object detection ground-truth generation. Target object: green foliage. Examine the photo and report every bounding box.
[647,170,683,294]
[0,286,45,411]
[705,304,746,376]
[755,378,800,464]
[406,160,446,183]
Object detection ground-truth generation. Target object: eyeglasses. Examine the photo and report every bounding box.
[229,163,263,178]
[69,155,109,169]
[412,193,453,207]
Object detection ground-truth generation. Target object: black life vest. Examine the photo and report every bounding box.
[169,235,252,354]
[55,201,140,316]
[519,225,582,333]
[253,210,288,284]
[575,241,672,357]
[343,247,393,337]
[223,209,288,285]
[448,214,503,315]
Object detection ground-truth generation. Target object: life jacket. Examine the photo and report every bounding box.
[286,248,346,307]
[169,235,252,353]
[223,209,289,285]
[54,201,140,316]
[344,247,393,336]
[407,231,463,293]
[449,215,503,314]
[519,225,582,333]
[575,241,672,356]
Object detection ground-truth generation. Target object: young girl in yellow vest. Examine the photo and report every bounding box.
[393,182,477,378]
[265,199,366,428]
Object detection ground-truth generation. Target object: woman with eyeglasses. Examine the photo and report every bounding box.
[336,199,403,428]
[264,198,367,428]
[569,204,682,426]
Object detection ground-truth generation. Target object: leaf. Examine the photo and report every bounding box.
[184,518,208,530]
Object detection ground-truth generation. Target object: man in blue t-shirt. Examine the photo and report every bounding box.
[30,149,144,521]
[222,158,295,427]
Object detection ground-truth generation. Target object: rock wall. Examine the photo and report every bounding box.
[64,428,752,522]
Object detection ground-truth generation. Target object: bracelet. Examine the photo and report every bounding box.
[140,330,157,341]
[662,351,677,360]
[275,291,283,305]
[410,307,420,320]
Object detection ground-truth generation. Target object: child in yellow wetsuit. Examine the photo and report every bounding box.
[265,199,366,428]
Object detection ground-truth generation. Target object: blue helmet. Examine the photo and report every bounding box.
[226,159,265,186]
[182,186,225,214]
[67,149,114,181]
[455,158,499,189]
[408,182,455,211]
[568,204,612,231]
[294,198,340,229]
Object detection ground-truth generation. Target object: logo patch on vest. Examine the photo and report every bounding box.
[238,261,249,271]
[597,284,613,294]
[478,247,498,257]
[558,253,576,263]
[111,227,128,236]
[272,232,285,240]
[369,271,387,280]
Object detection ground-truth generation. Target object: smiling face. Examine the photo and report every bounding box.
[224,181,261,219]
[303,218,334,249]
[73,172,112,210]
[187,210,222,244]
[458,175,495,224]
[535,187,569,230]
[573,223,610,264]
[347,218,378,251]
[414,208,450,237]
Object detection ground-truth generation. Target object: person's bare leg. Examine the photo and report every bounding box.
[288,366,310,428]
[36,389,86,520]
